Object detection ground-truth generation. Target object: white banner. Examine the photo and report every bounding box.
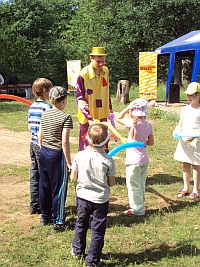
[67,60,81,89]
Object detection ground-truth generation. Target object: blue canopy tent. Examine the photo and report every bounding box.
[155,30,200,100]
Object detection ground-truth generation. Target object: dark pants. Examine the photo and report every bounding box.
[30,142,40,210]
[39,146,69,224]
[72,197,108,266]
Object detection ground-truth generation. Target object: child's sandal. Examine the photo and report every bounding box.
[188,192,200,200]
[177,190,189,198]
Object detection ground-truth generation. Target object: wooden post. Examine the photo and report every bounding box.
[117,80,129,104]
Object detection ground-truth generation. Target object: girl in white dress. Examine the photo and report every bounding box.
[174,82,200,199]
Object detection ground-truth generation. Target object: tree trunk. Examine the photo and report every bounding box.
[182,58,192,88]
[174,57,181,85]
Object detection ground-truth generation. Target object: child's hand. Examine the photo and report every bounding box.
[67,164,72,172]
[185,137,195,143]
[128,101,135,110]
[172,130,182,140]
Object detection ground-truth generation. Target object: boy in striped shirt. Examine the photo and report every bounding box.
[38,86,73,233]
[28,78,53,214]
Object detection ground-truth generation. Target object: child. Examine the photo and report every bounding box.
[174,82,200,199]
[28,78,53,214]
[38,86,73,233]
[116,98,154,216]
[71,123,116,267]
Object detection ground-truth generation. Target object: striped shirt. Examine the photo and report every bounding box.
[71,147,116,203]
[28,101,51,144]
[40,108,73,150]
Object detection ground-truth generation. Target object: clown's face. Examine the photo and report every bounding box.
[90,56,106,71]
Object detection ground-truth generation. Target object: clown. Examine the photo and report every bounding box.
[76,47,113,152]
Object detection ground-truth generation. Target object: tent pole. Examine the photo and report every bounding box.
[166,53,175,106]
[191,50,200,82]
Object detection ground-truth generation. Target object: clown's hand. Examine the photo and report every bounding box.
[108,113,118,142]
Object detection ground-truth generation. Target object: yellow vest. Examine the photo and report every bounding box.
[77,63,110,124]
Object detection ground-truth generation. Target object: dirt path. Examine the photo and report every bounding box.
[156,101,187,116]
[0,127,79,232]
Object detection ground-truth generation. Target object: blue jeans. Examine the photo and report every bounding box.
[30,142,40,210]
[72,197,108,266]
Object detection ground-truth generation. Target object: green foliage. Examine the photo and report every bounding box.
[148,107,179,122]
[1,0,200,88]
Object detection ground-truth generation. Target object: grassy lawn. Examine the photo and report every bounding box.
[0,88,200,267]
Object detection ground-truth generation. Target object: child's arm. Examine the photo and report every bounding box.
[174,110,184,131]
[62,128,72,168]
[116,102,135,125]
[71,170,78,181]
[38,125,42,148]
[146,134,154,146]
[108,176,116,187]
[116,106,130,125]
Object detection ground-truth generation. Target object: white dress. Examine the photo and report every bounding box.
[174,105,200,165]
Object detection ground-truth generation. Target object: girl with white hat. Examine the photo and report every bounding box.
[116,98,154,216]
[174,82,200,199]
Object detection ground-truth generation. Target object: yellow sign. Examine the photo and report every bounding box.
[139,52,157,100]
[67,60,81,90]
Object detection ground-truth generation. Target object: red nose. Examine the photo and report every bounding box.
[99,63,104,67]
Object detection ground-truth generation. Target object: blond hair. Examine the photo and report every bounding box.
[88,123,109,147]
[129,117,138,140]
[32,78,53,98]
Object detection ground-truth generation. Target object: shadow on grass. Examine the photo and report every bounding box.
[107,186,200,228]
[116,173,183,186]
[103,241,200,266]
[67,175,199,229]
[147,173,182,185]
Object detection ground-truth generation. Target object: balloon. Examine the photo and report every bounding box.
[98,121,127,144]
[0,94,32,106]
[108,141,145,157]
[173,130,200,140]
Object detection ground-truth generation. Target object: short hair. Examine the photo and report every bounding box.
[50,95,67,105]
[32,78,53,97]
[87,123,109,147]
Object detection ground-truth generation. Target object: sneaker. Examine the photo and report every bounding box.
[40,217,53,226]
[124,209,134,216]
[97,260,104,267]
[126,204,131,210]
[86,259,104,267]
[52,223,67,233]
[30,207,41,214]
[71,248,85,259]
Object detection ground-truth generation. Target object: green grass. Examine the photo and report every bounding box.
[127,82,187,102]
[0,90,200,267]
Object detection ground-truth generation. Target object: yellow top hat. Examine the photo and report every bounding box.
[89,47,107,56]
[184,82,200,95]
